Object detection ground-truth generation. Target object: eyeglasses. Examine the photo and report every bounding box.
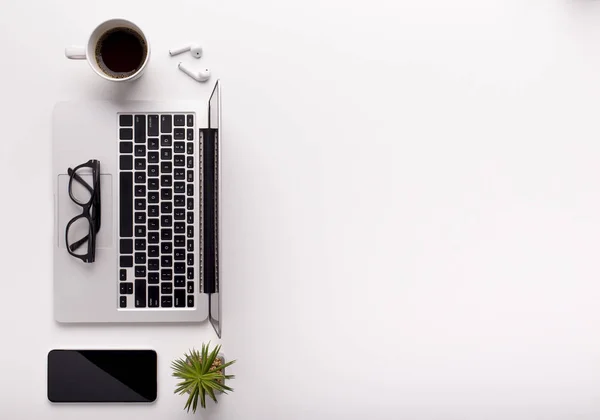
[65,159,102,263]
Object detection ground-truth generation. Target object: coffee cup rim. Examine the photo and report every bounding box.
[86,18,150,82]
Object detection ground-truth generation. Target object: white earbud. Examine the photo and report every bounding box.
[169,44,203,59]
[178,62,211,82]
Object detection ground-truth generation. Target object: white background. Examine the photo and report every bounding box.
[1,0,600,419]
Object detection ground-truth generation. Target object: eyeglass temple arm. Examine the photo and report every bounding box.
[68,168,94,194]
[69,235,89,252]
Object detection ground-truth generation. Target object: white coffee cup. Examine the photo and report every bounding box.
[65,18,150,82]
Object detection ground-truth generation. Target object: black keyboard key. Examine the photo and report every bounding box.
[161,148,172,160]
[135,145,146,156]
[120,128,133,140]
[148,115,159,136]
[135,172,146,184]
[174,249,185,260]
[120,172,133,237]
[175,182,185,193]
[161,269,173,281]
[135,158,146,170]
[135,266,147,277]
[174,289,186,307]
[135,279,146,307]
[174,114,185,126]
[187,282,194,294]
[135,253,146,264]
[161,202,173,214]
[174,142,185,153]
[120,296,127,308]
[135,199,145,210]
[174,128,185,139]
[187,253,194,265]
[148,272,159,284]
[148,246,159,258]
[174,155,185,167]
[120,269,127,281]
[148,165,159,177]
[161,115,172,133]
[175,276,186,287]
[161,296,173,307]
[187,267,194,280]
[187,129,194,141]
[161,135,172,147]
[174,222,185,234]
[148,259,159,271]
[187,156,194,168]
[148,232,159,244]
[148,151,159,163]
[187,141,193,153]
[120,142,133,153]
[161,175,172,187]
[120,282,132,294]
[161,282,173,294]
[134,185,145,197]
[187,115,194,126]
[187,184,194,196]
[161,228,173,241]
[161,188,173,200]
[148,138,159,151]
[148,191,159,203]
[161,215,173,227]
[135,225,146,237]
[187,212,194,224]
[161,255,173,268]
[161,161,172,173]
[162,242,172,254]
[148,286,159,307]
[174,168,185,180]
[174,195,185,207]
[187,170,194,182]
[187,198,194,210]
[147,178,158,191]
[174,235,186,247]
[187,295,194,307]
[148,205,159,217]
[187,225,194,238]
[120,115,133,127]
[187,240,194,252]
[148,218,159,231]
[135,239,146,250]
[120,155,133,170]
[135,212,146,224]
[120,239,133,254]
[174,208,185,220]
[175,262,186,274]
[134,115,146,143]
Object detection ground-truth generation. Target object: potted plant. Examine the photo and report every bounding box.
[171,343,236,412]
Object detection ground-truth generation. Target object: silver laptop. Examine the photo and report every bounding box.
[52,81,221,336]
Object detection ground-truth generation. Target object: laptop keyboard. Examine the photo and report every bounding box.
[118,113,199,309]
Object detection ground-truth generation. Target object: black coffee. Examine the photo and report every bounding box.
[95,28,147,78]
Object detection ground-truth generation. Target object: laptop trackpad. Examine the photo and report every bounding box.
[57,174,113,249]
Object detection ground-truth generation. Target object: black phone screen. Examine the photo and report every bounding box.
[47,350,157,403]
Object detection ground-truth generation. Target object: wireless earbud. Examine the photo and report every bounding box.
[178,62,211,82]
[169,44,203,59]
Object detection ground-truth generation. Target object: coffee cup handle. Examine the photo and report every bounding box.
[65,46,86,60]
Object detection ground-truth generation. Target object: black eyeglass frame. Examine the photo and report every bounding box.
[65,159,102,263]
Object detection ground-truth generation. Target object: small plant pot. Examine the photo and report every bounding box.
[185,353,227,394]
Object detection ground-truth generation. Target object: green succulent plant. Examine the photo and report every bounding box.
[171,343,236,412]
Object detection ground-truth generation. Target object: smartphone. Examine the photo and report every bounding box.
[47,349,157,403]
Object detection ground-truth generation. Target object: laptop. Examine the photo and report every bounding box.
[52,81,222,336]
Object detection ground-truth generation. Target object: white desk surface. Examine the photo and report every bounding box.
[2,0,600,419]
